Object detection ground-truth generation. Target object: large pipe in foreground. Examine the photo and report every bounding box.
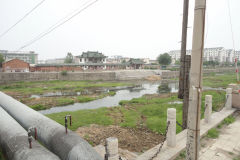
[0,92,103,160]
[0,107,60,160]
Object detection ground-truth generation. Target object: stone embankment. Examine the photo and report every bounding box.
[0,68,235,83]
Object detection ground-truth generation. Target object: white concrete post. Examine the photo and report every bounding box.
[167,108,176,147]
[106,137,119,160]
[204,95,212,123]
[225,88,232,109]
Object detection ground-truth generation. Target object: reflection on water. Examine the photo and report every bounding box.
[39,82,179,115]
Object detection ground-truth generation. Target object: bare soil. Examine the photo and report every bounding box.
[76,124,164,153]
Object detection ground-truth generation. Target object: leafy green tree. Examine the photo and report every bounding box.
[0,54,4,67]
[64,52,73,63]
[175,60,180,65]
[157,53,172,65]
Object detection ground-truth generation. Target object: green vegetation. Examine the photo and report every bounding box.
[157,53,172,66]
[61,70,68,76]
[27,91,117,111]
[0,54,4,67]
[203,72,238,88]
[31,104,47,110]
[203,61,219,67]
[64,52,74,63]
[175,151,186,160]
[0,80,131,95]
[48,90,225,134]
[207,128,219,139]
[217,115,236,129]
[56,98,74,106]
[0,80,129,110]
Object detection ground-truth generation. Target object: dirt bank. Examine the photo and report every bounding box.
[76,124,164,153]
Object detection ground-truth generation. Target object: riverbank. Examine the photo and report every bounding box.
[0,80,132,110]
[47,90,225,152]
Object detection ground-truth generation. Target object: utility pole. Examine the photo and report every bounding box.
[186,0,206,159]
[178,0,190,129]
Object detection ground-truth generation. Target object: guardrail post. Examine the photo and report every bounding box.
[105,137,119,160]
[225,88,232,109]
[204,95,212,123]
[167,108,176,147]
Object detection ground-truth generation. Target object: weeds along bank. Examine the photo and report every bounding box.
[47,90,226,152]
[0,80,131,110]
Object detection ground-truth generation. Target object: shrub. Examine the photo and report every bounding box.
[30,104,47,111]
[61,70,68,76]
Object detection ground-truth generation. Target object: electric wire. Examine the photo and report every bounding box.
[18,0,91,50]
[0,0,46,39]
[18,0,98,50]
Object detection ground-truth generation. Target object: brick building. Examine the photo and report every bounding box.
[2,59,30,72]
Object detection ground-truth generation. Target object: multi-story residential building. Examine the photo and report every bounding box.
[168,50,191,64]
[168,47,240,64]
[0,50,38,64]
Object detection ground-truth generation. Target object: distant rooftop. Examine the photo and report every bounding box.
[78,51,107,58]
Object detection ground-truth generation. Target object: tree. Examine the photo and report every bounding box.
[64,52,73,63]
[0,54,4,67]
[157,53,172,65]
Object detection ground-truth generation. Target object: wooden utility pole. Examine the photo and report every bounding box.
[178,0,190,129]
[186,0,206,159]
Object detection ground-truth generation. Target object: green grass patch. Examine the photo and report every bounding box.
[217,115,236,129]
[0,80,131,96]
[223,115,235,125]
[56,98,74,106]
[48,90,226,134]
[77,96,96,103]
[30,104,47,111]
[203,72,238,88]
[108,91,116,96]
[47,107,113,131]
[207,128,219,139]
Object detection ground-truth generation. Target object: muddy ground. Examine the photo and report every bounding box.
[76,124,164,153]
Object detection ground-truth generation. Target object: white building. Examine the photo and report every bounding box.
[0,50,38,64]
[168,47,239,64]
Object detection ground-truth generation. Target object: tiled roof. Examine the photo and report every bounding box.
[78,51,107,58]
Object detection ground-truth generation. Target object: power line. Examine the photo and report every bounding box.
[18,0,91,50]
[18,0,98,50]
[0,0,46,39]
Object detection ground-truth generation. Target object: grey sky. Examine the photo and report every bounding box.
[0,0,239,60]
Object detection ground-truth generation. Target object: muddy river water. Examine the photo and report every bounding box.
[39,82,178,114]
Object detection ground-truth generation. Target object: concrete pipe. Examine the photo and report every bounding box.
[0,107,60,160]
[0,92,103,160]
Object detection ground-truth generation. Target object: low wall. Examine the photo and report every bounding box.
[0,68,236,83]
[0,72,116,83]
[161,68,236,79]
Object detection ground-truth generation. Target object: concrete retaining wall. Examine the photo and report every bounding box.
[0,68,236,83]
[0,72,116,83]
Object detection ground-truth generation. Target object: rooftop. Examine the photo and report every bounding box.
[78,51,107,58]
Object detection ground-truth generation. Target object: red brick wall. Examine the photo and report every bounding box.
[3,59,30,72]
[31,66,83,72]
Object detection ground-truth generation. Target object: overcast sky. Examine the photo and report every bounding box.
[0,0,239,60]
